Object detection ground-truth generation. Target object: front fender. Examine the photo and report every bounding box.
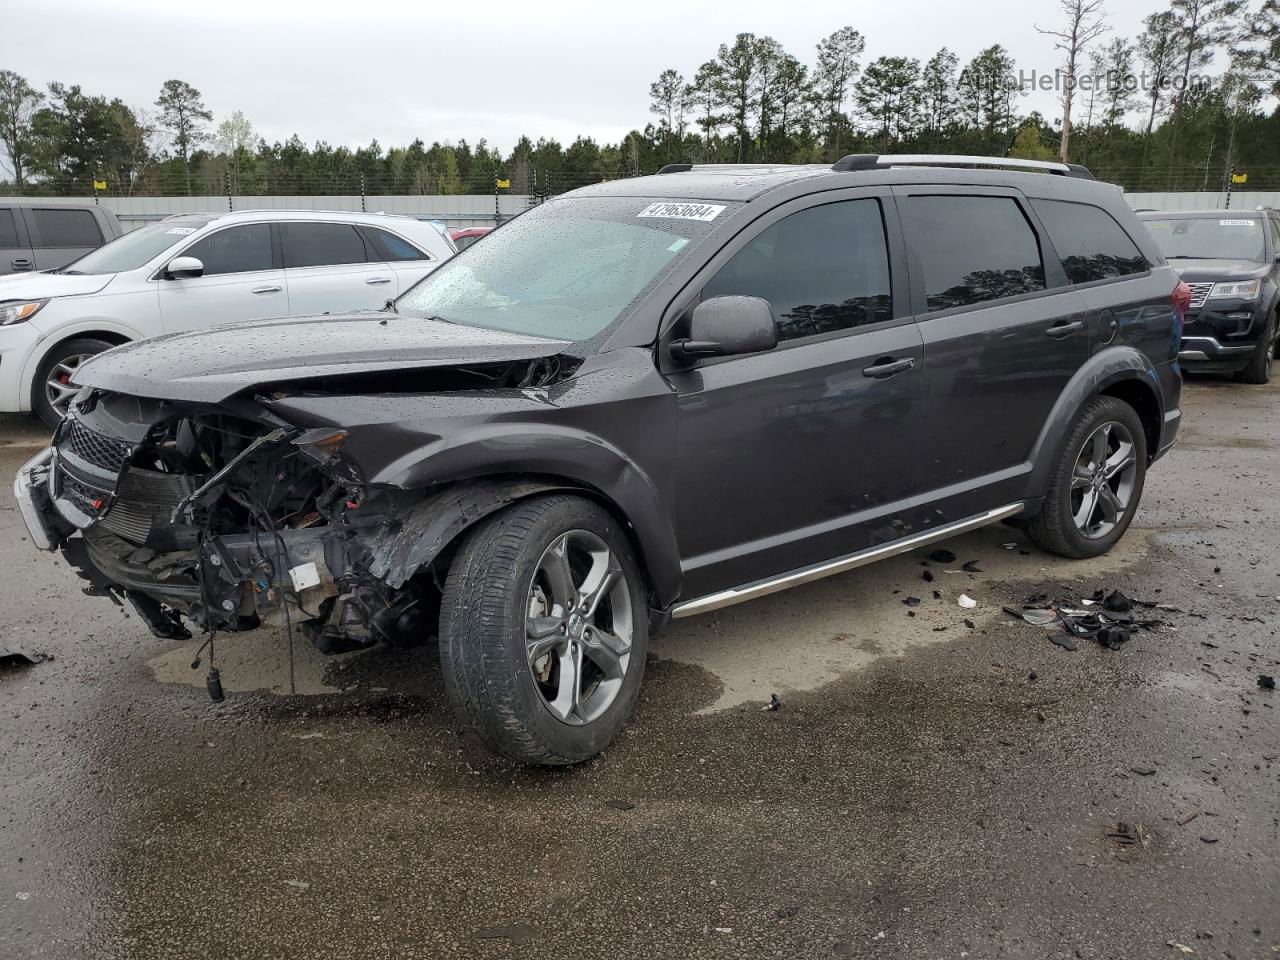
[1026,345,1166,496]
[19,316,145,413]
[363,424,681,604]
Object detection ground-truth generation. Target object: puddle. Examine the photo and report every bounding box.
[654,524,1155,711]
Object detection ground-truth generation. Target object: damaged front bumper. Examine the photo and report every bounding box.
[14,447,63,551]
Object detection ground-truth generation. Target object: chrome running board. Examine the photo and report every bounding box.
[670,502,1024,619]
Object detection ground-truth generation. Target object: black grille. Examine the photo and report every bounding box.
[101,468,197,546]
[65,420,131,473]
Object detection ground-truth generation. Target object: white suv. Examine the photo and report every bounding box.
[0,209,457,424]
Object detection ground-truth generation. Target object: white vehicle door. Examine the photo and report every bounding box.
[360,224,443,296]
[156,222,288,333]
[280,221,393,314]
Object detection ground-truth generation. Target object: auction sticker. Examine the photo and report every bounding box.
[638,202,726,222]
[1219,219,1254,226]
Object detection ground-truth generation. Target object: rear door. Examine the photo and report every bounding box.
[896,188,1090,521]
[0,206,34,274]
[22,205,105,270]
[359,224,442,296]
[666,190,926,599]
[157,221,288,333]
[280,221,393,314]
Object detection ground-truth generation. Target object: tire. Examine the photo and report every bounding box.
[1027,396,1148,560]
[438,494,649,765]
[32,337,116,427]
[1233,313,1276,385]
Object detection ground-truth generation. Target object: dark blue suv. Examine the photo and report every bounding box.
[1138,208,1280,383]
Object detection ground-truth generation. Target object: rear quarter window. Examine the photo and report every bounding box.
[30,208,103,248]
[0,209,22,248]
[1032,199,1147,284]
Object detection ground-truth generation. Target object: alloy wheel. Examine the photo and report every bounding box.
[44,354,92,419]
[526,530,633,725]
[1070,421,1139,540]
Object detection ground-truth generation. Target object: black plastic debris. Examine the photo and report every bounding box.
[1259,675,1277,691]
[922,570,935,583]
[1004,586,1164,652]
[1096,624,1130,650]
[763,693,782,712]
[1102,590,1133,613]
[930,549,957,564]
[903,596,922,607]
[962,560,983,573]
[963,619,975,629]
[1048,634,1079,652]
[0,649,50,669]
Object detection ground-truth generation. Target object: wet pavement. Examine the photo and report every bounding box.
[1,379,1278,959]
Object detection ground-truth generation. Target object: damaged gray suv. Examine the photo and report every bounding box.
[15,155,1184,765]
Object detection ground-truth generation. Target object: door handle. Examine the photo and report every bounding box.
[10,258,33,271]
[862,356,916,379]
[252,285,282,294]
[1046,319,1085,339]
[365,276,392,285]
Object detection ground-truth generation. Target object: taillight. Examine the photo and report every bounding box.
[1172,280,1192,318]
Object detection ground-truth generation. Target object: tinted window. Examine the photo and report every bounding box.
[901,196,1045,312]
[0,209,21,248]
[363,226,426,261]
[282,222,370,268]
[1140,216,1265,262]
[701,199,892,341]
[1033,199,1146,283]
[31,208,102,248]
[183,223,273,275]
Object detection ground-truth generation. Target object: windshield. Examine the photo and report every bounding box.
[1142,216,1265,262]
[395,196,736,341]
[60,220,211,275]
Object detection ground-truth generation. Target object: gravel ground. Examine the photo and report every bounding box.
[0,377,1277,960]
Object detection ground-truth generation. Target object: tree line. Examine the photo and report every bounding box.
[6,3,1280,198]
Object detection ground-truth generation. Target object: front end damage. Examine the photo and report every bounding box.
[17,390,453,654]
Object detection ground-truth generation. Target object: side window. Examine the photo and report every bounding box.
[900,195,1045,312]
[700,198,892,341]
[30,208,103,248]
[0,209,22,248]
[182,224,273,276]
[1032,199,1147,284]
[1269,217,1280,251]
[363,226,427,262]
[282,222,370,268]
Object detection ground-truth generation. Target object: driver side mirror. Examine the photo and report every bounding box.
[670,295,777,362]
[165,256,204,279]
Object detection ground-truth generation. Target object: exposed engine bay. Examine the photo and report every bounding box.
[22,357,573,657]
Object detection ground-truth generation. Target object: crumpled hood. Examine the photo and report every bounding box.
[0,271,115,301]
[1168,259,1271,283]
[72,312,571,402]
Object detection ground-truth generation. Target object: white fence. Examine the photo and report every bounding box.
[24,194,531,231]
[1124,191,1280,211]
[23,190,1273,231]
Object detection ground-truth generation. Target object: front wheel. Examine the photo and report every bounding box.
[438,494,648,765]
[1233,313,1276,385]
[1027,396,1148,559]
[33,337,116,427]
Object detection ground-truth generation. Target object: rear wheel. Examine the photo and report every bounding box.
[438,494,648,765]
[33,337,115,427]
[1233,313,1276,384]
[1027,396,1147,559]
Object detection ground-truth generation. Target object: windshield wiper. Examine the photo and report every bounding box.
[1166,255,1222,260]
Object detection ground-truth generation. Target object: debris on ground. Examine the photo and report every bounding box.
[604,799,636,811]
[922,570,935,583]
[1002,587,1168,652]
[962,560,983,573]
[1167,941,1197,955]
[1107,821,1152,848]
[1258,675,1276,690]
[762,693,781,712]
[929,549,957,564]
[957,594,978,609]
[283,879,310,892]
[903,596,921,607]
[0,649,50,669]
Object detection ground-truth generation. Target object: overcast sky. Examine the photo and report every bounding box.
[7,0,1178,153]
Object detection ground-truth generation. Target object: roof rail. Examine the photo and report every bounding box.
[831,153,1096,180]
[657,163,694,174]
